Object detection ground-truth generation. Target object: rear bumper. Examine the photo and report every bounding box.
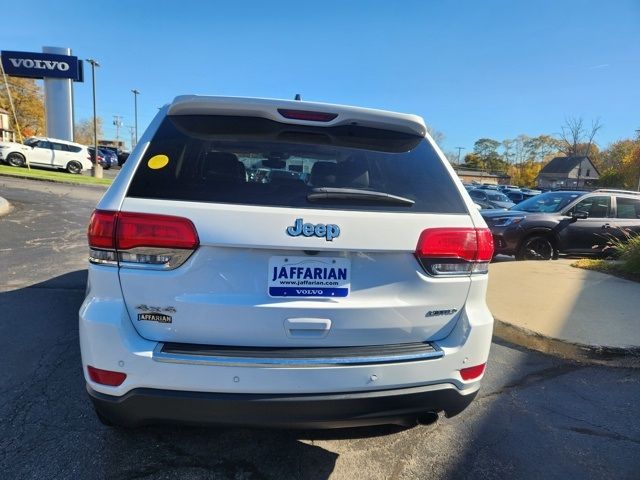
[88,382,478,428]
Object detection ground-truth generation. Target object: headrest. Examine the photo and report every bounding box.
[337,156,370,188]
[203,152,245,183]
[310,161,337,187]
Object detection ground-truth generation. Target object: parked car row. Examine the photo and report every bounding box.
[463,183,543,211]
[481,189,640,260]
[0,136,130,173]
[87,147,120,169]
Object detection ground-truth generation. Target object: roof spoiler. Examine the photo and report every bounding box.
[167,95,427,137]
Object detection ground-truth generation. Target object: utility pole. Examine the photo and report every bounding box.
[113,115,123,147]
[127,125,135,151]
[456,147,465,165]
[636,129,640,191]
[86,58,102,179]
[131,89,140,146]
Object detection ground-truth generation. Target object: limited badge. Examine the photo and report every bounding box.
[138,313,172,323]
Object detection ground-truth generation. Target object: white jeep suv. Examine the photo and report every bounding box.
[0,136,92,173]
[80,95,494,428]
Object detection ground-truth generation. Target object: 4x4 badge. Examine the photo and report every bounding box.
[286,218,340,241]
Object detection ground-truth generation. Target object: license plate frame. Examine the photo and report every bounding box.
[268,256,351,298]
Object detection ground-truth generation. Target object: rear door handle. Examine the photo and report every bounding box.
[284,318,332,338]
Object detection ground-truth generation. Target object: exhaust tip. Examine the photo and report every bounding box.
[416,412,439,425]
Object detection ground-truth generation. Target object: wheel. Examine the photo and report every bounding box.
[66,161,82,174]
[516,235,555,260]
[7,152,26,167]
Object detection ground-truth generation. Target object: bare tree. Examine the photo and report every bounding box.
[425,124,445,145]
[558,117,602,157]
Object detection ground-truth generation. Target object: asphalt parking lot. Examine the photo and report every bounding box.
[1,176,639,480]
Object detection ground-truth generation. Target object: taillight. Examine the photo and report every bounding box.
[277,109,338,122]
[415,228,494,276]
[87,210,199,270]
[116,213,199,250]
[88,210,116,249]
[87,366,127,386]
[460,363,486,381]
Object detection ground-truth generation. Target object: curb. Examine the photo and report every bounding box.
[0,196,10,217]
[0,172,110,188]
[493,318,640,368]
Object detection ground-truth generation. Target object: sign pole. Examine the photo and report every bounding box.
[42,47,74,141]
[87,59,102,179]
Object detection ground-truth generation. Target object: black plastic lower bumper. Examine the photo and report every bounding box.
[87,383,478,429]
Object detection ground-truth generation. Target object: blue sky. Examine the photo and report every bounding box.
[2,0,639,153]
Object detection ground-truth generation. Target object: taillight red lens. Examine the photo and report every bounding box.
[416,228,494,262]
[476,228,495,262]
[277,109,338,122]
[116,212,199,250]
[460,363,486,381]
[87,365,127,386]
[88,210,117,248]
[416,228,478,261]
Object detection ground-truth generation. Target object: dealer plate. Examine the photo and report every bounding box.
[268,256,351,297]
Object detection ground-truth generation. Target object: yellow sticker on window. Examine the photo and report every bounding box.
[147,154,169,170]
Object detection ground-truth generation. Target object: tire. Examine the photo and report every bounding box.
[66,161,82,174]
[7,152,26,167]
[516,235,556,261]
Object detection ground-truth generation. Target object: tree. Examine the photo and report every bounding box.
[443,151,460,164]
[596,137,640,189]
[462,152,485,170]
[473,138,501,159]
[524,135,562,163]
[0,77,45,138]
[472,138,507,173]
[558,117,602,157]
[506,161,543,187]
[425,124,445,145]
[74,117,103,145]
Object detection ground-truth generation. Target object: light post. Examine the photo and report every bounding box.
[456,147,465,165]
[86,58,101,178]
[131,89,140,147]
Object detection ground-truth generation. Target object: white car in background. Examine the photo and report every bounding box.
[0,136,92,174]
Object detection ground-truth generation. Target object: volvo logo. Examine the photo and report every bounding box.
[286,218,340,241]
[8,58,70,71]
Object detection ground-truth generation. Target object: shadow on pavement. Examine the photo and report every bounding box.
[0,270,339,479]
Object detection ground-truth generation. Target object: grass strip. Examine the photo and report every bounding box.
[572,258,640,283]
[0,165,112,186]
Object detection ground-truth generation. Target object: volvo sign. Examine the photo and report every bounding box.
[0,50,83,81]
[0,47,83,141]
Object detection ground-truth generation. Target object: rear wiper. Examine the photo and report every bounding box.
[307,187,415,206]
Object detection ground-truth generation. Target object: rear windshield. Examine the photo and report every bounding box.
[127,115,466,214]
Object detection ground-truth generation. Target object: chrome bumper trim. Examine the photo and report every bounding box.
[152,342,444,368]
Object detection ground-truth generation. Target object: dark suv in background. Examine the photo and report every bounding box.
[482,189,640,260]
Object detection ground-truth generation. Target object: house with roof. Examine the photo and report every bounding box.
[453,168,511,185]
[536,156,600,189]
[0,108,16,142]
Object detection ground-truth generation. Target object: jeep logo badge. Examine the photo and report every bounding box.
[286,218,340,241]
